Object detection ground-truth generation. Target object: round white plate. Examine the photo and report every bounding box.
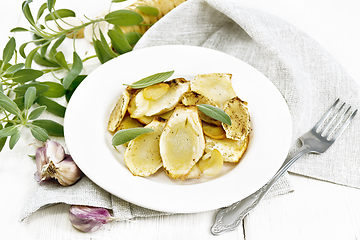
[64,45,292,213]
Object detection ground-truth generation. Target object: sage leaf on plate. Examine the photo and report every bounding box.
[197,104,232,126]
[125,70,174,89]
[112,127,154,146]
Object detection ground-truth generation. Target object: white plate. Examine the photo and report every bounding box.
[64,45,292,213]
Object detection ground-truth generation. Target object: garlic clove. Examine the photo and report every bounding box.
[45,140,65,164]
[35,146,51,182]
[69,205,114,232]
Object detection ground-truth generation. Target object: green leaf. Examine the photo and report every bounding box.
[62,52,83,89]
[32,119,63,137]
[28,124,49,142]
[45,9,76,21]
[93,39,113,64]
[0,125,18,139]
[105,10,143,26]
[37,3,48,20]
[3,63,25,75]
[28,106,47,120]
[9,130,21,150]
[197,104,232,126]
[47,0,56,11]
[54,51,69,70]
[25,46,41,68]
[24,86,37,110]
[10,27,29,32]
[125,32,142,45]
[22,1,35,27]
[108,29,132,54]
[112,0,127,2]
[41,81,66,98]
[125,70,174,89]
[35,95,66,117]
[0,124,7,151]
[99,30,118,58]
[19,42,29,59]
[48,35,66,59]
[136,6,159,16]
[65,75,87,102]
[14,82,49,96]
[34,52,60,67]
[0,100,21,117]
[112,127,154,146]
[12,68,44,83]
[2,37,16,64]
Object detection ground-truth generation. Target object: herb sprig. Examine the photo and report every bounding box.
[0,0,160,151]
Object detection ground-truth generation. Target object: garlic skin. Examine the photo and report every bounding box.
[35,140,82,186]
[69,205,114,232]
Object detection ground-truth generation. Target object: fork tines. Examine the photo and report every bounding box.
[313,98,358,140]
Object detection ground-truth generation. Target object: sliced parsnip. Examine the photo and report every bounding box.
[190,73,236,109]
[108,88,131,132]
[143,83,170,100]
[222,97,251,141]
[160,105,205,179]
[124,118,166,177]
[198,149,223,177]
[202,122,226,139]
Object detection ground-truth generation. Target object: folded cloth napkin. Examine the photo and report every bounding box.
[20,0,360,221]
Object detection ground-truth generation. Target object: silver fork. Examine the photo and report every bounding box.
[211,98,358,235]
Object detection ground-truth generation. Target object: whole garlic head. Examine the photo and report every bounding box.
[35,140,82,186]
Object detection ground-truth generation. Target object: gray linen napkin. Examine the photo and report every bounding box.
[20,0,360,221]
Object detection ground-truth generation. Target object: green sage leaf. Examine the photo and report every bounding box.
[105,10,143,26]
[112,0,127,2]
[65,75,87,102]
[108,29,132,54]
[28,106,47,120]
[19,42,29,58]
[35,95,66,117]
[112,127,154,146]
[93,39,114,64]
[47,0,56,11]
[10,27,29,32]
[34,52,60,67]
[41,81,66,98]
[14,82,49,96]
[99,30,118,58]
[24,86,37,110]
[49,35,66,58]
[136,6,159,16]
[0,100,21,117]
[28,124,49,142]
[3,63,25,75]
[22,1,35,27]
[125,32,142,45]
[62,52,83,89]
[12,68,44,83]
[197,104,232,126]
[0,124,7,152]
[25,46,41,68]
[9,130,21,150]
[0,125,18,139]
[32,119,63,137]
[126,70,174,89]
[54,51,69,70]
[2,37,16,64]
[44,9,76,21]
[37,3,48,20]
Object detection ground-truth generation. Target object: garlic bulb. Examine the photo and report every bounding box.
[35,140,82,186]
[69,205,114,232]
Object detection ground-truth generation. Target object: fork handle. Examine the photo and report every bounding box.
[210,145,311,235]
